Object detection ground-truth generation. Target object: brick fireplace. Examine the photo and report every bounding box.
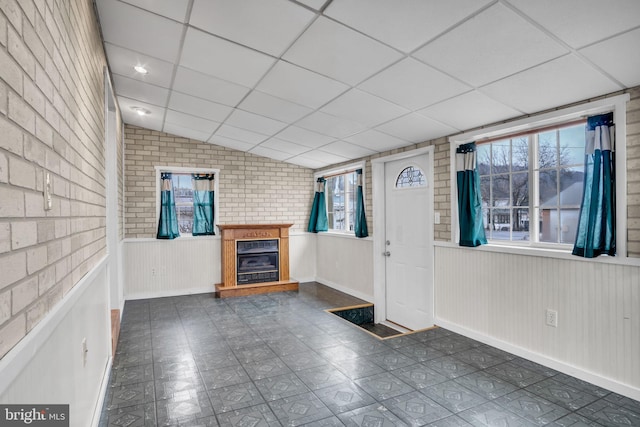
[215,224,299,298]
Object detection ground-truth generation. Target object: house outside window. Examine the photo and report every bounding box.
[477,122,587,245]
[155,166,219,237]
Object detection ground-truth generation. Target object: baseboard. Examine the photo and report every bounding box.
[314,277,374,303]
[436,318,640,402]
[125,286,216,301]
[90,356,112,427]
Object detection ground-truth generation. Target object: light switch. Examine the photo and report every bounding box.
[434,212,440,224]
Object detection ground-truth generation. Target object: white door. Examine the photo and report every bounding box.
[384,154,434,330]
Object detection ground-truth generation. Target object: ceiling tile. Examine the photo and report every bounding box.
[345,129,409,152]
[375,113,457,143]
[256,61,349,109]
[320,140,377,159]
[105,44,174,87]
[275,126,335,148]
[238,91,313,123]
[481,54,622,114]
[208,135,256,151]
[167,92,233,122]
[113,74,169,107]
[285,154,331,169]
[121,110,164,132]
[321,89,409,127]
[119,0,191,22]
[580,28,640,88]
[417,91,522,131]
[214,124,269,144]
[259,138,310,156]
[294,150,350,165]
[358,58,471,111]
[165,110,220,134]
[96,0,183,62]
[249,145,292,162]
[295,111,366,139]
[163,123,212,142]
[180,27,276,87]
[508,0,640,49]
[325,0,491,53]
[172,67,250,107]
[117,96,166,125]
[225,110,288,136]
[295,0,327,11]
[283,16,403,85]
[190,0,315,57]
[414,3,567,87]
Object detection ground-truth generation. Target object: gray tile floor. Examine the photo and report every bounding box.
[100,282,640,427]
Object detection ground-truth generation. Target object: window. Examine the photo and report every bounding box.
[477,122,586,244]
[156,166,219,237]
[450,94,628,254]
[326,171,357,232]
[173,173,195,234]
[396,166,426,188]
[316,163,364,233]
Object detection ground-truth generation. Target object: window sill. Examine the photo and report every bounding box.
[434,240,640,267]
[316,231,373,241]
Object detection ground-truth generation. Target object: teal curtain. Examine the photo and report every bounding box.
[308,177,328,233]
[157,172,179,239]
[192,174,215,236]
[456,142,487,247]
[573,113,615,258]
[354,169,368,238]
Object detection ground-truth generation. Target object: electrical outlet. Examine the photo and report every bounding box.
[545,309,558,327]
[151,268,156,276]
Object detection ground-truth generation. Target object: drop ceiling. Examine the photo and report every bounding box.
[95,0,640,169]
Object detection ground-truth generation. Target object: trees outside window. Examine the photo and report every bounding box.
[477,123,586,244]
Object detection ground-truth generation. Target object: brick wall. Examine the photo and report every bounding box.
[0,0,108,358]
[124,125,314,237]
[627,87,640,257]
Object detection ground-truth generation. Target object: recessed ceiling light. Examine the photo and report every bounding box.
[131,107,150,116]
[134,65,148,74]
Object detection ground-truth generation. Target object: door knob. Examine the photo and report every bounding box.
[386,240,391,245]
[382,251,391,257]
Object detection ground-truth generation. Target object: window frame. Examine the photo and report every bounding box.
[314,161,366,235]
[155,166,220,238]
[449,94,630,256]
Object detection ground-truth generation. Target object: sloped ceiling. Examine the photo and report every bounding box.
[95,0,640,169]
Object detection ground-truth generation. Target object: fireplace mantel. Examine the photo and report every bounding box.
[215,224,299,298]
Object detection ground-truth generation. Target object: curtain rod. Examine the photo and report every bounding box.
[320,168,360,180]
[476,118,587,145]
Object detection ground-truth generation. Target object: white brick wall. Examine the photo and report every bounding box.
[124,126,315,237]
[0,0,109,358]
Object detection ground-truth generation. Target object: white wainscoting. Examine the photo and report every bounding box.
[124,237,220,299]
[123,233,317,300]
[434,244,640,400]
[316,233,374,302]
[0,256,112,427]
[289,232,317,283]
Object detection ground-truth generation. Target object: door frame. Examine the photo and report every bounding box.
[371,146,435,326]
[104,67,124,314]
